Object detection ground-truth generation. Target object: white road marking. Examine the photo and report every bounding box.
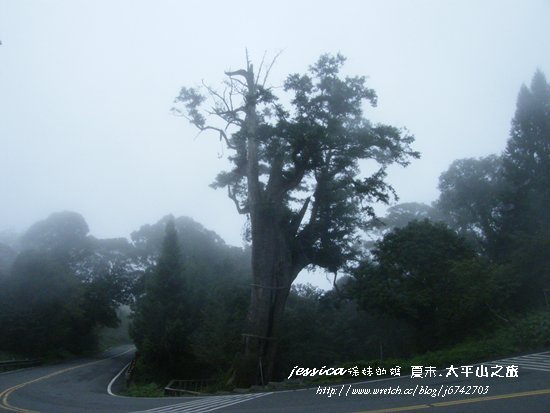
[131,392,272,413]
[487,351,550,373]
[107,361,131,396]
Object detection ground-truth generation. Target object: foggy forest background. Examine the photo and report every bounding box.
[0,60,549,391]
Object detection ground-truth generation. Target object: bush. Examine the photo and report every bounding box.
[336,309,550,383]
[123,383,164,397]
[509,310,550,350]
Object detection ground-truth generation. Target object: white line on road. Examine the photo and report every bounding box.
[488,352,550,373]
[107,361,131,396]
[131,393,272,413]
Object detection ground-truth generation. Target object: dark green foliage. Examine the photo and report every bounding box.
[0,212,137,358]
[503,70,550,215]
[353,220,494,351]
[342,309,550,380]
[0,247,137,356]
[129,215,251,382]
[509,310,550,349]
[276,284,335,374]
[437,155,505,254]
[130,219,196,381]
[0,251,87,356]
[281,55,419,271]
[123,382,165,397]
[497,70,550,307]
[190,279,249,375]
[131,215,250,290]
[408,309,550,368]
[20,211,91,265]
[367,202,445,248]
[81,271,128,329]
[175,54,419,274]
[344,70,550,366]
[381,202,444,230]
[434,71,550,312]
[273,282,414,380]
[491,232,550,311]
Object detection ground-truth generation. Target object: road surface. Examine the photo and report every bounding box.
[1,346,549,412]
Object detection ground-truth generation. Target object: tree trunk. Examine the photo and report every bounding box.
[228,62,301,387]
[231,209,297,387]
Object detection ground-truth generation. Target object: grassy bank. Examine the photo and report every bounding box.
[338,308,550,380]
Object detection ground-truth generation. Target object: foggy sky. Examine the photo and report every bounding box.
[1,0,549,288]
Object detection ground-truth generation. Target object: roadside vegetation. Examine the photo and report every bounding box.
[122,383,165,398]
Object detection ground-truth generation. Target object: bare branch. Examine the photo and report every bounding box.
[228,80,236,112]
[199,79,247,130]
[262,50,283,88]
[332,271,338,288]
[202,80,232,113]
[173,102,239,150]
[225,69,248,78]
[200,126,237,150]
[212,106,246,118]
[227,75,248,89]
[255,51,268,85]
[328,271,348,299]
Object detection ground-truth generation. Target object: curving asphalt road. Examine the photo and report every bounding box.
[0,345,183,412]
[1,346,549,412]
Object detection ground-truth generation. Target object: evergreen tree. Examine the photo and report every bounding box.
[130,218,196,381]
[502,70,550,234]
[498,70,550,307]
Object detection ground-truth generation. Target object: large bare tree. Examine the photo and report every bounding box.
[174,53,418,386]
